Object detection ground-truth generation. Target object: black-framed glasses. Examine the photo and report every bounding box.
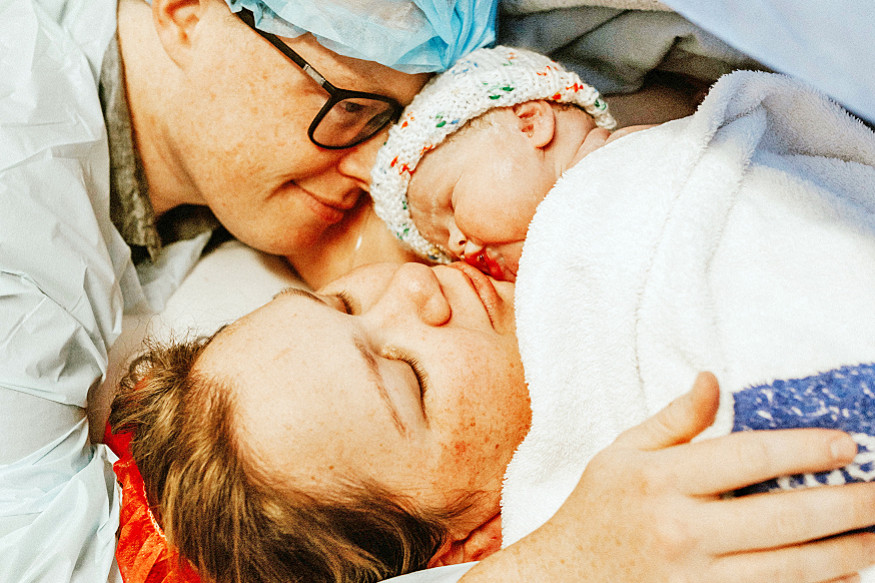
[237,8,404,150]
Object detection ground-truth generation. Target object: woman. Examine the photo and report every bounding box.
[110,261,875,583]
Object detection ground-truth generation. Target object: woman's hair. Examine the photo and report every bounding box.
[109,334,466,583]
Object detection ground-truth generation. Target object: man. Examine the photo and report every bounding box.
[0,0,494,579]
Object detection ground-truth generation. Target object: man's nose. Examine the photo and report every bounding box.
[373,263,451,327]
[336,129,385,191]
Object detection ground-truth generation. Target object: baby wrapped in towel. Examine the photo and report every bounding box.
[371,45,875,560]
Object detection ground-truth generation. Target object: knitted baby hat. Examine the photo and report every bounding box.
[370,45,616,262]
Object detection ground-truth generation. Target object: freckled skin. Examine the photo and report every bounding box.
[118,0,429,287]
[198,263,531,524]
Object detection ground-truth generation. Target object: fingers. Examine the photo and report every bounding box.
[616,371,720,450]
[614,371,858,495]
[661,428,859,495]
[713,532,875,583]
[702,483,875,554]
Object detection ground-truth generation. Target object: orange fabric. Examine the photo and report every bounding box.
[106,424,203,583]
[103,423,131,458]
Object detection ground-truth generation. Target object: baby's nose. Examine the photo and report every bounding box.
[461,239,484,260]
[446,224,470,258]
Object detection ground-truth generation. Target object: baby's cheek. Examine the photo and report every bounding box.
[406,193,447,248]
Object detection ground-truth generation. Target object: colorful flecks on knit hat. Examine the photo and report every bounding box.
[370,45,616,263]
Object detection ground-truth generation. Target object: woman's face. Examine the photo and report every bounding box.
[197,262,531,528]
[171,2,430,262]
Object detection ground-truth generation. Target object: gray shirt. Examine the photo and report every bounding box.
[98,34,220,264]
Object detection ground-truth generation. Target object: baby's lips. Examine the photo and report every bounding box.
[464,250,513,282]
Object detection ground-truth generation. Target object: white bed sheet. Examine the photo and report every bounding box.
[151,239,307,340]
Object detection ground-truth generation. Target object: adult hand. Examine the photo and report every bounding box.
[463,373,875,583]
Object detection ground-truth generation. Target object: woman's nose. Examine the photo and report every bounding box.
[373,263,451,327]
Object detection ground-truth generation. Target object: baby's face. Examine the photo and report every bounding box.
[407,114,559,282]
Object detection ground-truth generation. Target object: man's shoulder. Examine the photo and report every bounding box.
[1,0,117,167]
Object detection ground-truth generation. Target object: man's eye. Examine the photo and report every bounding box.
[340,101,367,115]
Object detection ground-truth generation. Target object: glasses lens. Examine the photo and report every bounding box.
[312,97,398,148]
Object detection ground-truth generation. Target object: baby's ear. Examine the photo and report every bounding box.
[427,513,503,568]
[512,100,556,149]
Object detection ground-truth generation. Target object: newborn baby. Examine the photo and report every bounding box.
[370,45,653,281]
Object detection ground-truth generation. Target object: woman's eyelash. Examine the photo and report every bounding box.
[381,346,430,417]
[334,291,355,314]
[399,353,429,401]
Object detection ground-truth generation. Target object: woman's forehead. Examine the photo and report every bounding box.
[203,295,368,418]
[197,291,339,378]
[206,293,413,484]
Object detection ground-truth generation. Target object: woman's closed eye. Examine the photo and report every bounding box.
[402,354,429,404]
[384,347,430,412]
[330,290,357,314]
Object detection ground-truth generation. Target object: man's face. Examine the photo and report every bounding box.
[197,262,531,531]
[172,2,429,261]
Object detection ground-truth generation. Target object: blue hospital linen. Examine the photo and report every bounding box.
[735,364,875,505]
[662,0,875,125]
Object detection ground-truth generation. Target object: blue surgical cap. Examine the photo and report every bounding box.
[224,0,498,73]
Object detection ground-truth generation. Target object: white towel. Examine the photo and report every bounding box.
[502,71,875,549]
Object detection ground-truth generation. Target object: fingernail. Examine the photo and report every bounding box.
[832,436,858,461]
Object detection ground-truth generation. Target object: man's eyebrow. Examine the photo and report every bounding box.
[273,286,409,437]
[354,335,408,438]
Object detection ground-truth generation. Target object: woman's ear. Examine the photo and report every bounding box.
[512,100,557,149]
[427,513,503,568]
[151,0,206,69]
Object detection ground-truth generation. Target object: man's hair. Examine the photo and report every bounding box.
[109,335,465,583]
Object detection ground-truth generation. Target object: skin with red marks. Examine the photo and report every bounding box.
[196,262,531,532]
